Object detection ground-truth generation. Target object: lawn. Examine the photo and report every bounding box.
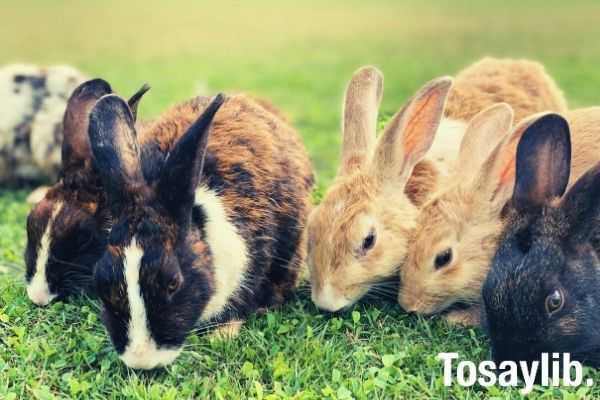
[2,0,600,398]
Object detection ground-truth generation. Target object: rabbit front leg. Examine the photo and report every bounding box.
[208,320,244,339]
[445,305,481,327]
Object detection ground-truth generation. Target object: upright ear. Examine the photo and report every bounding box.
[157,94,225,227]
[88,95,146,215]
[371,76,452,187]
[61,79,113,180]
[512,114,571,211]
[339,66,383,175]
[127,83,151,122]
[560,162,600,239]
[472,112,557,208]
[456,103,513,184]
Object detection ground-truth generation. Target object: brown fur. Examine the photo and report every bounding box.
[103,94,313,315]
[307,59,567,312]
[445,57,567,122]
[400,108,600,326]
[141,94,313,295]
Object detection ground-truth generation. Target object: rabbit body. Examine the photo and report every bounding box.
[0,64,86,184]
[308,58,566,312]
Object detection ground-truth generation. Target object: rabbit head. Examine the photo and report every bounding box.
[90,93,224,369]
[398,104,525,316]
[483,114,600,368]
[307,66,452,312]
[398,107,563,320]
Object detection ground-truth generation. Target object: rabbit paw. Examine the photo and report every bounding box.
[209,320,243,339]
[445,306,481,327]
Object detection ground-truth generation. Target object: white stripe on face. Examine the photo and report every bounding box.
[195,186,249,320]
[27,202,63,306]
[119,237,180,369]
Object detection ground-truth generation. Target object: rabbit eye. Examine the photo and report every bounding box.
[166,273,183,298]
[434,248,452,269]
[545,289,564,315]
[360,230,376,255]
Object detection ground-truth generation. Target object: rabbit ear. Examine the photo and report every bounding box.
[511,114,571,211]
[339,66,383,175]
[127,83,151,122]
[473,112,555,207]
[88,94,146,215]
[61,79,113,177]
[560,162,600,239]
[371,76,452,187]
[456,103,513,184]
[157,94,225,228]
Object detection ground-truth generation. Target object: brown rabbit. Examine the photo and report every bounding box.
[307,58,567,312]
[399,107,600,326]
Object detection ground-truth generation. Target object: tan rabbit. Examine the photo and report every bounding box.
[307,58,567,312]
[399,106,600,326]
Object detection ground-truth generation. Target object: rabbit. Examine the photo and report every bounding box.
[88,92,314,370]
[307,58,567,312]
[482,110,600,369]
[24,79,150,306]
[0,63,86,184]
[400,107,600,326]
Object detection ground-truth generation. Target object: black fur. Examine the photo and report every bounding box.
[513,114,571,211]
[91,95,226,363]
[90,93,310,369]
[88,94,145,216]
[482,116,600,373]
[156,93,225,229]
[24,78,152,304]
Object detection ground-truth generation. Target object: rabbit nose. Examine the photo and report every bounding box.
[398,293,418,312]
[311,282,349,312]
[26,281,56,306]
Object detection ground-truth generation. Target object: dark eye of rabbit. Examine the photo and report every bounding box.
[545,289,564,315]
[434,248,452,269]
[360,230,376,255]
[166,274,182,297]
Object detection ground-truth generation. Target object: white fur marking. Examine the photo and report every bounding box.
[26,202,63,306]
[312,281,350,312]
[119,238,181,369]
[195,186,249,320]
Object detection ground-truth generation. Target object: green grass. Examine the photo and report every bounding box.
[2,0,600,398]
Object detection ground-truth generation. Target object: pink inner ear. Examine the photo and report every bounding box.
[402,96,436,156]
[497,157,516,189]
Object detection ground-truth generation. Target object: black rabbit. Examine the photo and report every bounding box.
[482,110,600,370]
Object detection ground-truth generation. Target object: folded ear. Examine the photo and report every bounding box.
[61,79,112,180]
[371,76,452,187]
[512,114,571,211]
[157,94,225,228]
[456,103,513,184]
[127,83,151,122]
[561,162,600,240]
[339,66,383,175]
[88,94,146,215]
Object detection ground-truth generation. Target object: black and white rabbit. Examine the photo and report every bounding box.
[482,108,600,369]
[25,79,149,305]
[89,92,314,369]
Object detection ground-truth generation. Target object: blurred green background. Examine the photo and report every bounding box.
[3,0,600,185]
[2,1,600,398]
